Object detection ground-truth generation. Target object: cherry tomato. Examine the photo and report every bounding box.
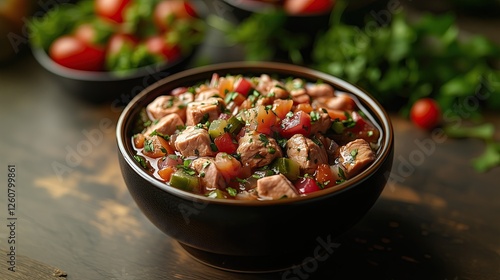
[153,0,194,31]
[214,133,238,154]
[144,35,181,61]
[107,33,138,56]
[294,177,321,194]
[279,110,311,138]
[410,98,441,130]
[284,0,334,15]
[95,0,131,23]
[49,36,105,71]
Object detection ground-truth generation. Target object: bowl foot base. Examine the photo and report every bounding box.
[179,242,328,273]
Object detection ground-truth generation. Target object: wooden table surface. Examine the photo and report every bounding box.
[1,3,500,280]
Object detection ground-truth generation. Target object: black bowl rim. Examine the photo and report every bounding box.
[222,0,334,17]
[116,61,394,206]
[31,46,191,82]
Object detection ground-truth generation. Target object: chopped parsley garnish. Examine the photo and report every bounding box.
[149,129,170,140]
[336,168,347,184]
[227,187,237,197]
[268,147,276,154]
[202,161,211,169]
[210,142,218,152]
[310,111,320,122]
[350,149,358,160]
[133,155,148,169]
[259,134,269,146]
[144,139,154,152]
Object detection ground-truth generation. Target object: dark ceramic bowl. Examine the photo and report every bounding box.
[116,61,394,272]
[31,46,197,103]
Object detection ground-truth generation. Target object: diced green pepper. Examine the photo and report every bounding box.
[272,158,300,181]
[169,170,200,192]
[225,116,244,135]
[208,119,228,139]
[331,120,345,134]
[207,189,228,199]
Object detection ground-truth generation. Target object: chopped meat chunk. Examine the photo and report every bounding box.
[310,110,333,135]
[306,83,335,97]
[339,139,376,178]
[256,74,282,94]
[144,113,184,137]
[256,174,298,200]
[315,134,339,164]
[314,95,355,111]
[190,157,225,192]
[174,126,217,157]
[146,95,190,121]
[286,134,328,174]
[290,87,310,104]
[237,131,282,169]
[268,86,289,99]
[185,97,225,126]
[195,88,220,101]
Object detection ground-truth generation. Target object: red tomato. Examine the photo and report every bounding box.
[295,177,321,194]
[49,36,105,71]
[279,110,311,138]
[347,111,380,143]
[233,77,253,97]
[95,0,131,23]
[410,98,441,130]
[107,33,138,56]
[153,0,194,31]
[144,35,181,61]
[214,133,238,154]
[284,0,334,15]
[73,23,97,45]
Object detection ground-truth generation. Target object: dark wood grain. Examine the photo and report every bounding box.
[0,249,67,280]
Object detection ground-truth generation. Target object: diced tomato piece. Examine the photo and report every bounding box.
[314,164,335,189]
[142,136,174,158]
[279,110,311,138]
[133,133,145,149]
[325,108,348,120]
[158,166,175,181]
[214,133,238,154]
[233,77,253,97]
[295,103,313,114]
[218,77,234,97]
[295,177,321,194]
[346,111,380,143]
[256,105,277,135]
[272,99,293,119]
[214,152,242,181]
